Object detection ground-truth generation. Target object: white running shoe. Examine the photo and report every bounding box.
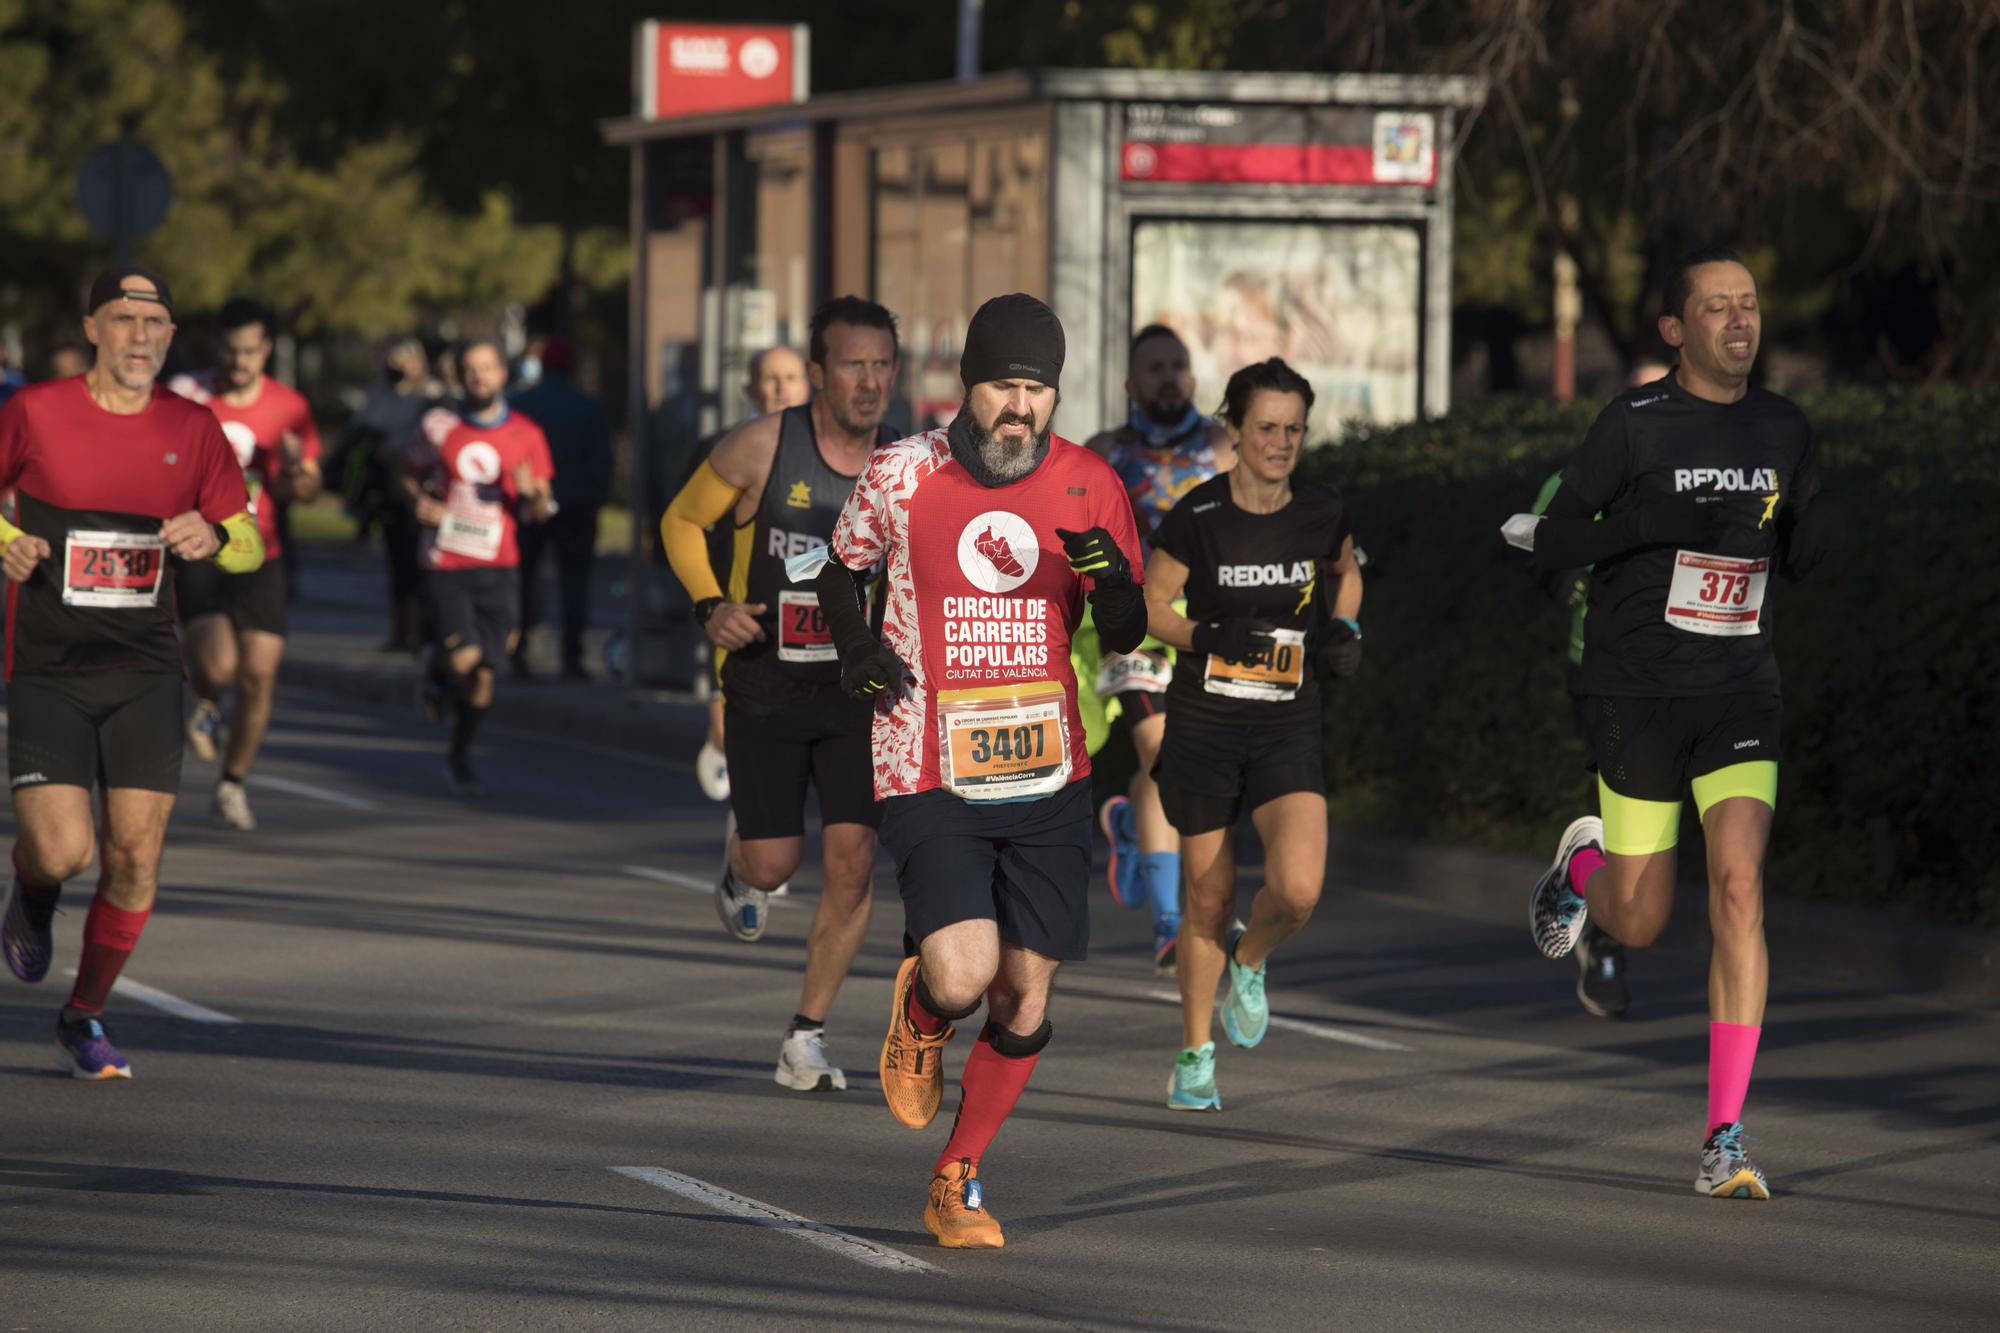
[1695,1122,1771,1200]
[186,699,221,762]
[714,815,768,941]
[775,1027,846,1091]
[696,739,731,802]
[1530,815,1602,960]
[212,779,256,831]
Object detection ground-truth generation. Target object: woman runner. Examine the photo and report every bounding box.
[1141,358,1363,1111]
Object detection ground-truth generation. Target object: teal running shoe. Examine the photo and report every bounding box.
[1220,921,1269,1048]
[1167,1042,1220,1112]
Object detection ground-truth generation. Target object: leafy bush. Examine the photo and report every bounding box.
[1301,389,2000,926]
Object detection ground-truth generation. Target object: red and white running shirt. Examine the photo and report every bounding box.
[830,428,1143,800]
[168,372,322,560]
[406,405,554,571]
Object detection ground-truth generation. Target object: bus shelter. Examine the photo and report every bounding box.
[602,67,1484,687]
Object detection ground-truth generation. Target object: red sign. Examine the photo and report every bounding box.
[1120,105,1436,188]
[637,21,809,121]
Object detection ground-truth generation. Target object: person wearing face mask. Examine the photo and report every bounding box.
[1082,325,1237,975]
[660,300,901,1097]
[507,335,611,681]
[813,293,1147,1248]
[399,339,555,796]
[1519,246,1830,1202]
[1142,357,1362,1114]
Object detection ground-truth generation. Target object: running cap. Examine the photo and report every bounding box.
[961,293,1063,392]
[86,265,174,317]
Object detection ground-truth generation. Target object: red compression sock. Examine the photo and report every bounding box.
[66,899,152,1016]
[1568,846,1605,898]
[934,1030,1041,1176]
[1707,1021,1763,1135]
[906,971,947,1036]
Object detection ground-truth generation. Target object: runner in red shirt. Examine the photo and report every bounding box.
[399,339,554,795]
[815,294,1147,1248]
[168,299,324,830]
[0,267,261,1079]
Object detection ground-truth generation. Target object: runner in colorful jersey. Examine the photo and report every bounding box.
[399,339,554,796]
[1142,359,1362,1112]
[815,294,1147,1248]
[1521,247,1830,1200]
[1082,323,1235,973]
[0,267,261,1079]
[660,299,900,1094]
[168,299,324,831]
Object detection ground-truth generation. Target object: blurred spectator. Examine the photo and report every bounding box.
[335,338,444,650]
[508,334,611,680]
[48,342,91,379]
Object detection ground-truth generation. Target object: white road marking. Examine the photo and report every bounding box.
[248,774,381,811]
[62,971,240,1025]
[610,1166,940,1274]
[1142,987,1412,1052]
[622,865,716,893]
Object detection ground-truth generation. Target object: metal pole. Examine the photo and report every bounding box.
[956,0,983,81]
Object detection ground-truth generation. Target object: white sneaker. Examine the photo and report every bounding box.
[1695,1122,1771,1200]
[212,779,256,831]
[186,699,221,762]
[696,739,731,802]
[775,1027,846,1092]
[715,813,767,941]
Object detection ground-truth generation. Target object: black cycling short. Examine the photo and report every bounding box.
[7,671,184,794]
[1111,688,1166,725]
[425,567,519,666]
[878,777,1092,962]
[1586,692,1782,803]
[724,696,881,839]
[1155,709,1325,836]
[176,559,289,636]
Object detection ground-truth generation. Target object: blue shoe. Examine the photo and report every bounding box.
[57,1015,131,1080]
[1696,1122,1770,1200]
[1152,916,1180,976]
[1099,796,1142,908]
[3,875,54,984]
[1531,815,1601,960]
[1167,1042,1221,1111]
[1220,922,1269,1049]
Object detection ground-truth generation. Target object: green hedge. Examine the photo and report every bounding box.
[1300,389,2000,927]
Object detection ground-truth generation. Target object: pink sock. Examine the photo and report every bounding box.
[1567,847,1605,898]
[1707,1021,1762,1135]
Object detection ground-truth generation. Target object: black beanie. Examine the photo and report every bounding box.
[960,293,1063,391]
[86,265,174,316]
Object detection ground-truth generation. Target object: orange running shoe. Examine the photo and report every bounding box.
[925,1158,1004,1249]
[881,954,954,1128]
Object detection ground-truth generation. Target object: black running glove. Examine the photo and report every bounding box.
[1053,526,1131,584]
[1190,617,1278,665]
[812,554,903,701]
[1318,618,1362,678]
[838,640,904,701]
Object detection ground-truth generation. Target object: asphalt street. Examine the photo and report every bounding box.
[1,685,1995,1330]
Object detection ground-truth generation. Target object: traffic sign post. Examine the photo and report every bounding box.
[76,140,173,262]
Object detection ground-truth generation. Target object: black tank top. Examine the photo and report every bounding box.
[720,406,883,705]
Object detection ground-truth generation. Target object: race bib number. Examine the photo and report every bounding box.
[777,588,836,663]
[1096,649,1173,696]
[436,488,504,562]
[1203,628,1307,701]
[1665,550,1768,636]
[938,684,1071,802]
[62,530,166,609]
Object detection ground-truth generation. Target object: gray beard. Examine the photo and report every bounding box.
[966,415,1046,481]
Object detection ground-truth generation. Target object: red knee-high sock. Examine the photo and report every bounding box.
[66,899,151,1016]
[1568,847,1605,898]
[906,968,948,1036]
[934,1027,1041,1176]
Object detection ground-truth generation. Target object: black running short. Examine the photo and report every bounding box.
[1155,709,1325,836]
[878,777,1092,962]
[723,695,881,839]
[7,671,184,794]
[1585,692,1782,803]
[176,559,289,636]
[424,567,519,666]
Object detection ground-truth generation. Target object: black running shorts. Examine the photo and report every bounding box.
[425,567,519,666]
[878,777,1092,962]
[1585,692,1782,803]
[723,695,882,839]
[177,559,289,636]
[1155,709,1325,836]
[7,671,184,794]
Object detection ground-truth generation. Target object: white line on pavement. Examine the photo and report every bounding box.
[609,1166,940,1274]
[1142,987,1412,1052]
[62,971,240,1025]
[622,865,717,893]
[248,774,381,811]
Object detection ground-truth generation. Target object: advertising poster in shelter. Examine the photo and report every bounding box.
[1130,219,1423,436]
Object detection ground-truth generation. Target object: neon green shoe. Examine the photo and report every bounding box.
[1167,1042,1221,1112]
